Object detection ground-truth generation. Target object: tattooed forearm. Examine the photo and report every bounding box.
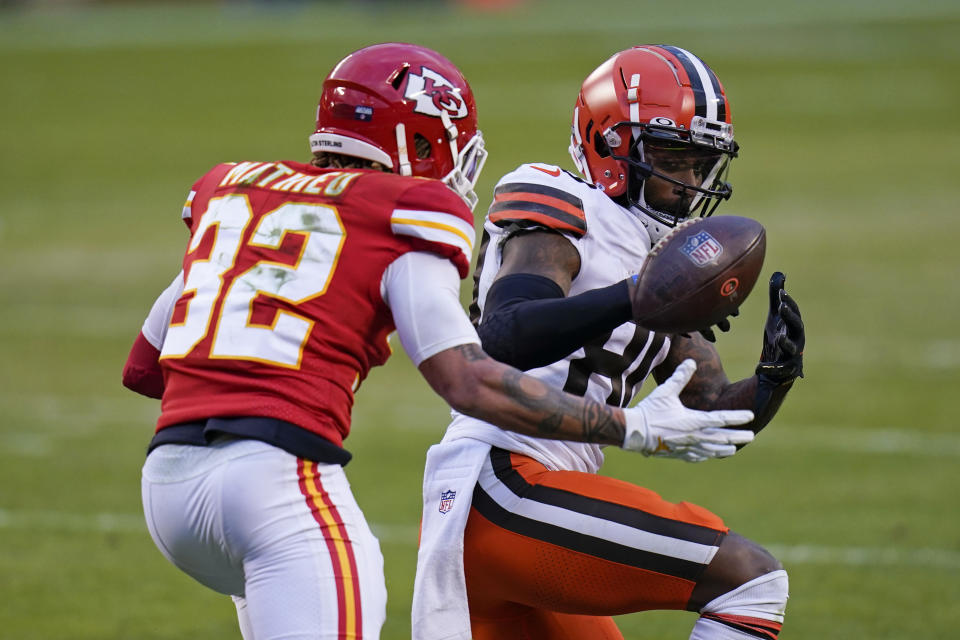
[424,344,627,445]
[672,336,727,408]
[501,367,625,444]
[501,368,564,436]
[656,333,731,409]
[656,331,790,436]
[578,398,624,444]
[713,377,758,410]
[454,343,488,363]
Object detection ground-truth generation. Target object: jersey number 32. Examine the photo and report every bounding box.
[161,194,345,368]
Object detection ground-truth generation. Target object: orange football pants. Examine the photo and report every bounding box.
[463,448,728,640]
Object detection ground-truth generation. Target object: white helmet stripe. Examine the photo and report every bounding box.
[628,73,641,123]
[661,45,720,121]
[628,73,644,141]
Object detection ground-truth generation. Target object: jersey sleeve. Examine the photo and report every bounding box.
[487,164,588,238]
[121,272,184,399]
[389,179,477,279]
[382,251,480,366]
[141,272,184,348]
[122,333,164,399]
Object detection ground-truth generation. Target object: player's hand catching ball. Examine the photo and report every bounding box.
[622,359,755,462]
[696,309,736,343]
[755,272,804,383]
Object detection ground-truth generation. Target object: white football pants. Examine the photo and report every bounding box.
[142,436,386,639]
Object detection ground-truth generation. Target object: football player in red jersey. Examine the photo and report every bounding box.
[413,46,805,639]
[123,43,756,639]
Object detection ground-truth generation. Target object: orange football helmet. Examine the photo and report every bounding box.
[569,45,738,240]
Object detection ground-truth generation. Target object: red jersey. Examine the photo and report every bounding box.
[156,160,476,447]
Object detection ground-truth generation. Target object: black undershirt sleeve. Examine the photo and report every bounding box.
[477,273,633,371]
[749,375,795,435]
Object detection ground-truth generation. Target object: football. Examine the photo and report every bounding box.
[632,215,766,334]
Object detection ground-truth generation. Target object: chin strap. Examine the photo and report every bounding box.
[395,123,412,176]
[628,202,675,244]
[438,110,487,211]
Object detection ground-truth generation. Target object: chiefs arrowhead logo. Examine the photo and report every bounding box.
[405,67,468,119]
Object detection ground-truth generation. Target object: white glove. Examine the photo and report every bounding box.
[623,359,755,462]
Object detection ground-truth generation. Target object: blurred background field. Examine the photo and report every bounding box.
[1,0,958,637]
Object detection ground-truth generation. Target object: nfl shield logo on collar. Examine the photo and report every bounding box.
[681,230,724,266]
[439,490,456,514]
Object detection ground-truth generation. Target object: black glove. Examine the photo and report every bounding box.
[697,310,736,343]
[755,272,804,382]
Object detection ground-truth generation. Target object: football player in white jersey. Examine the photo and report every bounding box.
[413,45,804,640]
[123,43,757,640]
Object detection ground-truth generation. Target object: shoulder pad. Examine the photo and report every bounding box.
[488,164,587,237]
[182,162,239,229]
[391,178,477,278]
[396,177,474,227]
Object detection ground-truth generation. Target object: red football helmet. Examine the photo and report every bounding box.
[310,42,487,210]
[569,45,738,241]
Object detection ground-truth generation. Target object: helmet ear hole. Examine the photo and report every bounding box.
[414,133,432,159]
[388,63,410,90]
[593,131,610,158]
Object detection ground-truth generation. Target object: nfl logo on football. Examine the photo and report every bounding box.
[439,490,456,514]
[681,231,724,266]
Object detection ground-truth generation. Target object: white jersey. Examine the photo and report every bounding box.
[444,163,672,473]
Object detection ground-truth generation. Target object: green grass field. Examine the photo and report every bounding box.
[1,0,958,637]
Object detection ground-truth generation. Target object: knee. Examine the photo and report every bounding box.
[720,533,783,581]
[689,531,784,612]
[701,568,789,613]
[699,569,789,636]
[689,533,789,636]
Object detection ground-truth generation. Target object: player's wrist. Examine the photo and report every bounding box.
[622,405,652,453]
[626,274,643,321]
[754,361,802,384]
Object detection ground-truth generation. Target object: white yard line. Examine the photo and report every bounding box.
[763,426,960,457]
[766,544,960,570]
[1,508,957,569]
[0,508,146,534]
